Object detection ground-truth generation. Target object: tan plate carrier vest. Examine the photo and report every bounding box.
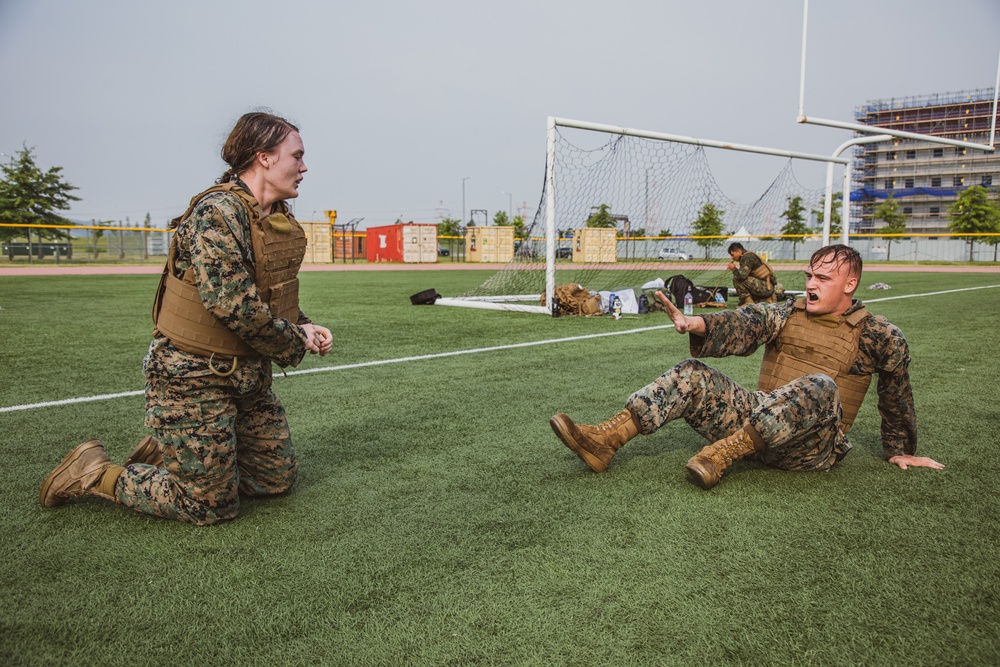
[748,255,776,302]
[152,183,308,359]
[756,299,872,432]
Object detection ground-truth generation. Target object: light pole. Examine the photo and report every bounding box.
[462,176,471,225]
[502,191,512,219]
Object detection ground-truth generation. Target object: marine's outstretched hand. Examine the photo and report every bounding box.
[654,290,706,336]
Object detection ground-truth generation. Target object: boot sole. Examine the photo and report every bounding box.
[124,435,161,467]
[549,414,609,473]
[39,439,104,507]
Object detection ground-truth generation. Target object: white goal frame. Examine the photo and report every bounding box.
[436,117,851,315]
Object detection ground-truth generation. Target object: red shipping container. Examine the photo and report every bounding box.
[366,223,438,263]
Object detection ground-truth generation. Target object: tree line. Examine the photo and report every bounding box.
[0,146,79,247]
[579,190,1000,262]
[6,146,999,263]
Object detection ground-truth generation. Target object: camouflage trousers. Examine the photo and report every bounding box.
[116,369,297,526]
[626,358,851,471]
[733,275,774,307]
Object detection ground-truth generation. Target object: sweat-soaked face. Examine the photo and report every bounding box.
[803,253,859,315]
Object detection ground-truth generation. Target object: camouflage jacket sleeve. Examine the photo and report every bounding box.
[689,301,793,358]
[175,192,307,368]
[733,253,762,281]
[855,314,918,459]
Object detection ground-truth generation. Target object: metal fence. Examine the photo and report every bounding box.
[3,228,998,265]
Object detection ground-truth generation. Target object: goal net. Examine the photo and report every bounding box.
[437,117,847,315]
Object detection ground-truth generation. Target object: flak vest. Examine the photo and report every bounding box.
[152,182,308,359]
[756,299,872,432]
[746,253,776,302]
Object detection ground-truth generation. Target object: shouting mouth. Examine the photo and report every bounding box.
[807,292,819,303]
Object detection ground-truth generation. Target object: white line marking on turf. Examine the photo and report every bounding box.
[0,326,678,414]
[864,283,1000,303]
[4,283,998,414]
[283,325,679,376]
[1,390,144,414]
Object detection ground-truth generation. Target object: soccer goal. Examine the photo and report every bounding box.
[435,117,850,315]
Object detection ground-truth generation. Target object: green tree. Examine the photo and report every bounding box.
[948,185,1000,262]
[873,194,908,261]
[690,203,726,259]
[585,203,616,228]
[618,226,645,239]
[657,229,673,238]
[510,214,527,239]
[437,217,461,238]
[143,212,153,259]
[0,145,79,247]
[90,220,107,260]
[492,211,528,239]
[813,192,843,237]
[779,195,810,260]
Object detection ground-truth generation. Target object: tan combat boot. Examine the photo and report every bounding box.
[686,428,760,490]
[39,439,125,507]
[550,409,640,473]
[123,435,163,468]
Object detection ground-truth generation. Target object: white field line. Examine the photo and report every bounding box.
[3,283,998,414]
[864,283,1000,303]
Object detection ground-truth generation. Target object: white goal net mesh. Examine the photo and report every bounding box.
[457,124,834,309]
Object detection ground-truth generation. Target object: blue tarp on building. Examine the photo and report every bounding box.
[850,186,967,201]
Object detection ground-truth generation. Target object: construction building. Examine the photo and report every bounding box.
[852,87,1000,234]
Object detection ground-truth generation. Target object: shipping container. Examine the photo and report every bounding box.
[333,232,366,261]
[366,224,438,263]
[572,227,617,263]
[301,222,332,264]
[464,226,514,263]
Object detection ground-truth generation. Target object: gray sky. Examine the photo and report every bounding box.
[2,0,999,229]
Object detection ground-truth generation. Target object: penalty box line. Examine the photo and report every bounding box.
[4,283,998,414]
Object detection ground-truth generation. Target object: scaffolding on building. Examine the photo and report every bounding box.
[852,88,1000,234]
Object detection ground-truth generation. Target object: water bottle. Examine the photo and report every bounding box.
[683,285,694,315]
[612,294,622,320]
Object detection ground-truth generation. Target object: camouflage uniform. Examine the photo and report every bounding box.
[116,184,311,525]
[732,251,774,306]
[626,299,916,471]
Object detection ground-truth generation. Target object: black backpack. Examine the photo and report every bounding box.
[665,275,727,307]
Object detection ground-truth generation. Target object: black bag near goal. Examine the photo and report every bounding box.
[665,275,727,308]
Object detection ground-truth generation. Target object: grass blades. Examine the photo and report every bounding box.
[1,269,999,666]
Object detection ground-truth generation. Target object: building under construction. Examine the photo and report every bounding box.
[853,88,999,234]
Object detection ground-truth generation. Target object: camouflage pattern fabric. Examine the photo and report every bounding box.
[161,187,311,367]
[116,184,310,525]
[732,252,773,306]
[624,298,916,469]
[627,359,849,471]
[117,364,296,525]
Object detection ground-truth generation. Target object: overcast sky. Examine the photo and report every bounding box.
[1,0,999,230]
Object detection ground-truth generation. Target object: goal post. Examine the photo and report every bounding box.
[440,116,851,315]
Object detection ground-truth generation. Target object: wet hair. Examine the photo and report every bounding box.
[810,244,863,284]
[727,242,745,254]
[219,111,299,183]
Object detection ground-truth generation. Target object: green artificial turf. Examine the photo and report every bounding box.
[0,269,998,666]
